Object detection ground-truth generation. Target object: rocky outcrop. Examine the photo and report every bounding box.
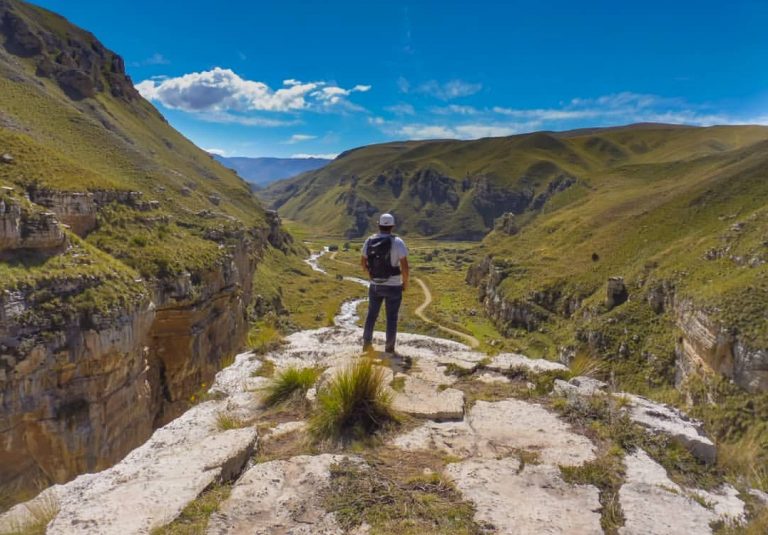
[0,194,66,252]
[471,176,533,228]
[675,301,768,393]
[148,238,257,426]
[493,212,518,235]
[531,174,576,210]
[606,276,628,309]
[338,191,377,238]
[408,167,459,209]
[1,213,271,497]
[466,255,547,332]
[0,294,154,492]
[0,1,140,101]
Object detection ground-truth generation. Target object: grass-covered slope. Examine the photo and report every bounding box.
[261,124,768,239]
[0,0,267,306]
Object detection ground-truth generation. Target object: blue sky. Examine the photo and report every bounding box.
[34,0,768,158]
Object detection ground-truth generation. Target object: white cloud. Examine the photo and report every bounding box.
[369,116,387,125]
[205,148,228,156]
[432,104,479,115]
[385,103,415,115]
[196,111,298,127]
[131,53,170,67]
[416,79,482,100]
[288,134,317,143]
[396,123,521,140]
[136,68,370,114]
[291,153,338,160]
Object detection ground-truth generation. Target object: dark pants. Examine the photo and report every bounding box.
[363,284,403,351]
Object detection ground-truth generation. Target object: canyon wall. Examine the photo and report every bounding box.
[0,191,285,493]
[467,255,768,394]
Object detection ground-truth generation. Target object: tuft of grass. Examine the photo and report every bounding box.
[309,359,399,442]
[150,484,230,535]
[2,494,59,535]
[323,458,487,534]
[262,366,320,407]
[247,324,284,355]
[215,413,248,431]
[716,430,768,491]
[250,359,276,378]
[567,353,606,380]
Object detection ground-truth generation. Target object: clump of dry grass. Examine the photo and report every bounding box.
[309,358,399,441]
[262,366,320,407]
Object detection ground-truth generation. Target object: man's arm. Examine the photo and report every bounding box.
[400,257,409,291]
[361,255,369,275]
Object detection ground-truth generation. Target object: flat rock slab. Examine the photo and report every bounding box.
[0,400,258,535]
[394,399,596,466]
[446,458,602,534]
[486,353,568,374]
[622,394,716,464]
[392,376,465,420]
[619,450,744,535]
[207,454,353,534]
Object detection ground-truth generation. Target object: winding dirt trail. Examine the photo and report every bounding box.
[413,277,480,349]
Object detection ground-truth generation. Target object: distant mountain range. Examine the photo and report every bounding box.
[261,123,768,239]
[213,155,332,188]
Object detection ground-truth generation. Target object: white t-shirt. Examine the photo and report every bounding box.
[362,233,408,286]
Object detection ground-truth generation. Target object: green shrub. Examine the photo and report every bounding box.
[247,324,283,354]
[262,366,320,407]
[309,358,398,441]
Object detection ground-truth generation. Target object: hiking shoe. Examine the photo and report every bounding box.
[362,342,374,353]
[384,345,395,354]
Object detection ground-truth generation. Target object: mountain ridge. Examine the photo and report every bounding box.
[213,155,332,188]
[262,123,768,239]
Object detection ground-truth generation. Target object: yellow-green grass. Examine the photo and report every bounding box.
[252,247,364,331]
[150,485,230,535]
[309,359,398,441]
[262,366,320,407]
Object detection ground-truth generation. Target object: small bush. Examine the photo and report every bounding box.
[216,413,247,431]
[567,353,606,379]
[262,366,320,407]
[247,324,283,354]
[309,359,398,441]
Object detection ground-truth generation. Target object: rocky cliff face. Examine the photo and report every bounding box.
[466,256,547,332]
[468,255,768,394]
[0,191,66,252]
[0,217,276,493]
[675,301,768,393]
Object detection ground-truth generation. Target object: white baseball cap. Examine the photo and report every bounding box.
[379,213,396,226]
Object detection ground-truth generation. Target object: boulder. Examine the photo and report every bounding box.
[620,450,744,534]
[621,393,716,464]
[606,276,628,309]
[0,153,13,164]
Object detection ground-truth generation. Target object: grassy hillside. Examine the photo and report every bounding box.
[0,0,267,311]
[261,124,768,239]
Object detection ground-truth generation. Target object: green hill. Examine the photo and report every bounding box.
[0,0,272,295]
[262,124,768,239]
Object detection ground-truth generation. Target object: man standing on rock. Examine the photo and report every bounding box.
[361,213,409,354]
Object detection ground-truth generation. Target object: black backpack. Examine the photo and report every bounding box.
[367,235,401,283]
